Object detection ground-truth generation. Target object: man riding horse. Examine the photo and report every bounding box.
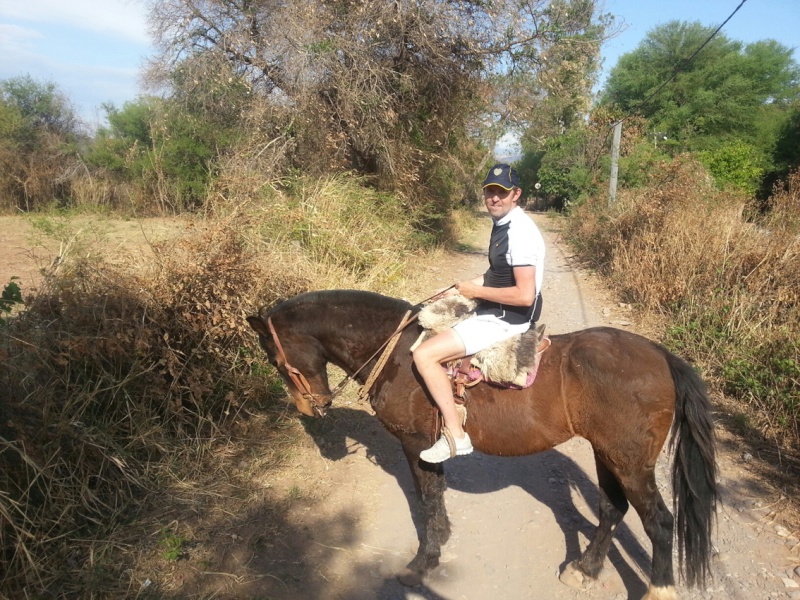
[412,163,546,462]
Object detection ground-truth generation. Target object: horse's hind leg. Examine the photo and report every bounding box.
[628,473,676,599]
[562,452,628,585]
[396,437,450,586]
[614,466,677,600]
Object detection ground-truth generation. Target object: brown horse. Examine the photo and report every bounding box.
[246,289,717,600]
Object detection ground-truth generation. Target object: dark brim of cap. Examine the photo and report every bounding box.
[482,180,515,190]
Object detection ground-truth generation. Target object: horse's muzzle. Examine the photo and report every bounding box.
[307,394,332,418]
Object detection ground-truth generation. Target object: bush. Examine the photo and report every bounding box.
[0,76,83,211]
[698,140,766,195]
[567,158,800,448]
[536,129,599,206]
[0,217,307,594]
[0,175,430,593]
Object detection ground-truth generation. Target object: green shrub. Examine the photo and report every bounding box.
[698,140,765,195]
[0,278,23,324]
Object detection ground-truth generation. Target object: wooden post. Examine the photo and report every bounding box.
[608,120,622,207]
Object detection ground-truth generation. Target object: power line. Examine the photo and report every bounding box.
[602,0,750,203]
[619,0,750,123]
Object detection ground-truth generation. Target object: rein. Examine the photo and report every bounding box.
[265,285,455,411]
[267,316,329,413]
[330,285,455,398]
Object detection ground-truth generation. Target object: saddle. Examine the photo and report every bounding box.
[412,296,551,405]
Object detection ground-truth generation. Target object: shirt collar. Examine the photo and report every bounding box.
[493,206,521,226]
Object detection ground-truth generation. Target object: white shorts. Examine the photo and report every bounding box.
[451,314,531,355]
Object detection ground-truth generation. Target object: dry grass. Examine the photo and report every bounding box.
[0,219,299,595]
[567,159,799,451]
[0,175,427,596]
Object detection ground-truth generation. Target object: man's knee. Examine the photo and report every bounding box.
[412,343,432,368]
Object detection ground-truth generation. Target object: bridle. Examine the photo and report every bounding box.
[267,316,332,417]
[263,286,453,417]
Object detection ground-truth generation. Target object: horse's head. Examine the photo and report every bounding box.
[246,314,332,417]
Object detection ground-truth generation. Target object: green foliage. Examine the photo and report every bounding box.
[771,103,800,172]
[759,102,800,199]
[87,99,155,175]
[159,528,187,561]
[617,140,670,188]
[535,129,598,206]
[87,90,240,210]
[156,111,216,207]
[516,150,544,195]
[0,278,23,324]
[698,140,765,194]
[597,22,800,198]
[0,100,24,140]
[723,351,799,418]
[600,22,800,165]
[0,76,82,210]
[0,75,78,142]
[667,314,800,434]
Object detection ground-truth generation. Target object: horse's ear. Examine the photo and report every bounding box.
[246,315,270,337]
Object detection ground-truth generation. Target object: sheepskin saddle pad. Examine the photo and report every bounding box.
[412,295,549,388]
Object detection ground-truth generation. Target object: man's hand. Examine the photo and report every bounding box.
[455,280,481,299]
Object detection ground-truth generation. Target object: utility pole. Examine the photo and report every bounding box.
[608,120,622,207]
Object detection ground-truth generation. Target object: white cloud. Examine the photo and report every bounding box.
[0,0,150,45]
[0,24,44,54]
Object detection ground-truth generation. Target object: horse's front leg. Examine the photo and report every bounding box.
[396,435,450,586]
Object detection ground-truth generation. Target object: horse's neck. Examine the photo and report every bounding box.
[318,306,410,380]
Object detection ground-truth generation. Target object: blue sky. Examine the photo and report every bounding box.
[0,0,151,129]
[0,0,797,133]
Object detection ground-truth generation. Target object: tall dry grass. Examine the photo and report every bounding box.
[0,220,300,595]
[0,175,427,596]
[568,158,799,449]
[214,172,429,293]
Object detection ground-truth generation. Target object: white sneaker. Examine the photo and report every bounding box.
[420,431,473,463]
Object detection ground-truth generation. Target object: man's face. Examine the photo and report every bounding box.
[483,185,520,220]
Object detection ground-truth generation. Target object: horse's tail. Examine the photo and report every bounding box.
[665,350,718,588]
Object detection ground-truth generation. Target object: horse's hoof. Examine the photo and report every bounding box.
[558,562,586,590]
[396,568,423,587]
[642,586,678,600]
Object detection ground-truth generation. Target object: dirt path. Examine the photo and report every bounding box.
[223,210,799,600]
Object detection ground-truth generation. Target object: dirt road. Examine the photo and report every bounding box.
[239,210,800,600]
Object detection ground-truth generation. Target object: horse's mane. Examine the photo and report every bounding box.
[267,289,413,317]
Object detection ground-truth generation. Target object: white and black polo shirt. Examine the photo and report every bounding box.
[477,206,546,325]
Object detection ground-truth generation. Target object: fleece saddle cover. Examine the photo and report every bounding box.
[412,296,548,388]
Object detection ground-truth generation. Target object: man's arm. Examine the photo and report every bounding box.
[455,265,536,307]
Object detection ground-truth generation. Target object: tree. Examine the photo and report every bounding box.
[0,76,83,210]
[89,88,245,211]
[0,75,78,142]
[758,101,800,201]
[143,0,611,203]
[600,21,800,148]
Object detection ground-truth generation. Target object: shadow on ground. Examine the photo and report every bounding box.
[298,405,654,599]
